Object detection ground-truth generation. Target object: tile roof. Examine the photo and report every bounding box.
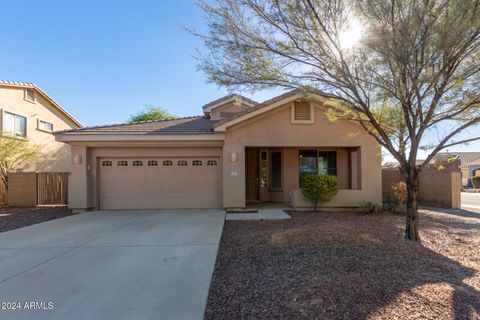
[432,152,480,168]
[466,158,480,166]
[60,116,215,134]
[202,94,258,110]
[382,160,426,168]
[0,80,82,127]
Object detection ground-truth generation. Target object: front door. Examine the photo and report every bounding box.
[245,148,259,202]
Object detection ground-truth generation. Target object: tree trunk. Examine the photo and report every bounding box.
[404,169,420,241]
[314,199,318,212]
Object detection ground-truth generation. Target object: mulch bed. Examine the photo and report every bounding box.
[0,206,77,233]
[205,209,480,320]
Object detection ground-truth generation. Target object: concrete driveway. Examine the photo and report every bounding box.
[462,192,480,210]
[0,209,225,320]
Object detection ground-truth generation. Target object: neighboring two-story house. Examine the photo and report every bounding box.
[0,80,82,172]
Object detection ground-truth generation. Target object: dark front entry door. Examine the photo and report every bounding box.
[245,148,259,202]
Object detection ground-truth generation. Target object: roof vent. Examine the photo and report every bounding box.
[293,101,312,121]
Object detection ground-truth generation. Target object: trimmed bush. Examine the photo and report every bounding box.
[473,176,480,189]
[360,201,382,214]
[301,175,338,211]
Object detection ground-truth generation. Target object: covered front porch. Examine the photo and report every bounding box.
[244,146,362,208]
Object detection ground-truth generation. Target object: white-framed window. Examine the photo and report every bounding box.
[101,160,113,167]
[132,160,143,166]
[163,160,173,166]
[291,101,314,123]
[117,160,128,166]
[24,89,36,103]
[3,112,27,137]
[147,160,158,166]
[192,160,203,166]
[207,160,218,166]
[38,120,53,132]
[177,160,188,166]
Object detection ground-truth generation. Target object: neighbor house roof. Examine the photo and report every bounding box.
[58,116,215,135]
[432,152,480,168]
[0,80,82,128]
[467,158,480,166]
[382,160,425,168]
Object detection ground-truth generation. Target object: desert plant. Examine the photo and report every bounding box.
[301,175,338,211]
[0,137,39,190]
[473,176,480,189]
[360,201,382,214]
[392,182,407,206]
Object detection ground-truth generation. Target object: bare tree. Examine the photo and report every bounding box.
[194,0,480,240]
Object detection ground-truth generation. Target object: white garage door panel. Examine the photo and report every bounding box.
[99,158,221,210]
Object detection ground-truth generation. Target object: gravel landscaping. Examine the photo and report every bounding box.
[205,208,480,320]
[0,206,76,233]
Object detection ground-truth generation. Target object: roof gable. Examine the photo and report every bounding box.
[214,89,328,132]
[202,94,258,114]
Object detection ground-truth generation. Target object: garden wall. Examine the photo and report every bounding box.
[382,163,461,209]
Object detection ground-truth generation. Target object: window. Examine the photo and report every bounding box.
[207,160,217,166]
[3,112,26,137]
[24,89,36,102]
[38,120,53,132]
[177,160,188,166]
[271,151,282,188]
[192,160,203,166]
[117,160,128,166]
[147,160,158,166]
[132,160,143,166]
[163,160,173,166]
[260,151,267,187]
[299,150,318,185]
[102,160,113,167]
[318,151,337,176]
[292,101,313,123]
[299,150,337,187]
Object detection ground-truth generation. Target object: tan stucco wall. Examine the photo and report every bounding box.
[222,101,382,208]
[0,86,79,172]
[68,145,222,210]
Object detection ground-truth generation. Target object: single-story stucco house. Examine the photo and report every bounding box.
[55,89,382,211]
[431,152,480,187]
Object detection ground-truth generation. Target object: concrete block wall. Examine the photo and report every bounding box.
[382,163,461,209]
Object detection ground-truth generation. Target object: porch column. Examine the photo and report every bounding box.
[222,145,245,208]
[350,148,362,190]
[69,145,91,212]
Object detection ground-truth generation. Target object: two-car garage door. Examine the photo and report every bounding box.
[98,157,221,210]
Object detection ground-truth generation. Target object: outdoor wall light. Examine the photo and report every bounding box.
[230,152,238,162]
[73,155,82,165]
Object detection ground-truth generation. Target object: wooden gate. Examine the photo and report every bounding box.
[37,172,69,205]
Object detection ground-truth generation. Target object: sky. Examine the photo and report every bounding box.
[0,0,478,161]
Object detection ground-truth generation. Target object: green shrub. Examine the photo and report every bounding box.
[382,200,396,212]
[301,175,339,211]
[360,201,382,214]
[391,182,407,205]
[473,176,480,189]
